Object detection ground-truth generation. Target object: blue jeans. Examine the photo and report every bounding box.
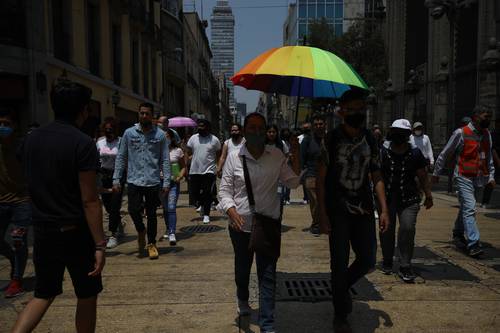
[454,176,481,248]
[0,201,31,280]
[229,229,277,332]
[162,181,180,234]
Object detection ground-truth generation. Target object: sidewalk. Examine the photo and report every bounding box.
[1,184,500,332]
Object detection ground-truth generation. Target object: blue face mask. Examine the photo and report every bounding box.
[0,126,13,138]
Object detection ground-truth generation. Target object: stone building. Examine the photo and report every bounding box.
[0,0,164,136]
[183,12,219,127]
[378,0,500,149]
[161,0,185,116]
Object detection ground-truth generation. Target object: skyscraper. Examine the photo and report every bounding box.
[211,1,235,109]
[283,0,366,46]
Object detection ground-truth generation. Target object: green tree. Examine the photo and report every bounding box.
[308,19,388,90]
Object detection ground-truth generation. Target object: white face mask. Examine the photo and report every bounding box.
[414,130,423,136]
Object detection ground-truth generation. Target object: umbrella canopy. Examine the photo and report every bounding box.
[168,116,197,128]
[231,46,368,98]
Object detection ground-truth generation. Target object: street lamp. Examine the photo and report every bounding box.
[111,90,121,109]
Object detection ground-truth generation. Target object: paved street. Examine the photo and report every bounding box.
[1,184,500,332]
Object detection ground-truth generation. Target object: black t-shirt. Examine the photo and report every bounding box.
[324,126,380,215]
[380,145,427,208]
[23,121,98,226]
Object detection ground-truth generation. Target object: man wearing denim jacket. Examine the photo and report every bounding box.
[113,103,170,259]
[433,105,495,257]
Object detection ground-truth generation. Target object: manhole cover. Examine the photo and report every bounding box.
[180,225,224,233]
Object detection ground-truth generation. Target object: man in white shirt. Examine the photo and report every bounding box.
[410,122,434,168]
[186,119,221,223]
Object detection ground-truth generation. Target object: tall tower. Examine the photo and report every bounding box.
[210,0,235,109]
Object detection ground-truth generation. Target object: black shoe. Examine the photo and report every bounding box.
[310,226,320,237]
[468,243,484,258]
[398,266,416,283]
[380,263,393,275]
[333,316,352,333]
[453,234,467,248]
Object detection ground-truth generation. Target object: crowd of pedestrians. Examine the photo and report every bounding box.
[1,78,499,333]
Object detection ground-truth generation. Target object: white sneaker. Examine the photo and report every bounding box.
[237,299,251,316]
[106,236,118,249]
[203,215,210,224]
[196,206,202,212]
[285,201,291,205]
[169,233,177,246]
[162,233,169,240]
[302,200,308,205]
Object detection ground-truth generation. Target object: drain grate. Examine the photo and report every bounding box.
[276,273,332,302]
[180,225,224,234]
[284,278,332,299]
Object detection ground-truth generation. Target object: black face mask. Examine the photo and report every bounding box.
[105,128,114,135]
[231,133,240,140]
[480,119,490,129]
[391,133,409,145]
[344,113,366,129]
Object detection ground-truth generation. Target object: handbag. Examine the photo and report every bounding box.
[242,155,282,259]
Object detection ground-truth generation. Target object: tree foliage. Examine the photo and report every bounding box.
[308,18,388,90]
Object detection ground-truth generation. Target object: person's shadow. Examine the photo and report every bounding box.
[350,301,393,332]
[273,300,392,332]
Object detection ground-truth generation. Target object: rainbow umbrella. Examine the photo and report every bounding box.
[231,46,368,98]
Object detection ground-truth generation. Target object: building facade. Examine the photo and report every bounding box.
[378,0,500,149]
[183,12,219,128]
[0,0,164,137]
[210,0,235,110]
[161,0,185,116]
[283,0,365,46]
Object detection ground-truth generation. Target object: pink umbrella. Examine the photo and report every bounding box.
[168,116,197,128]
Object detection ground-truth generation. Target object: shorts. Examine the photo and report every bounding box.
[33,224,103,299]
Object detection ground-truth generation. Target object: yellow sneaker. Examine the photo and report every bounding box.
[147,243,159,259]
[137,230,146,256]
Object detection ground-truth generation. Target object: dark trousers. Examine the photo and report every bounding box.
[190,174,216,216]
[328,211,377,318]
[380,202,420,268]
[127,184,159,244]
[229,229,277,331]
[101,173,123,234]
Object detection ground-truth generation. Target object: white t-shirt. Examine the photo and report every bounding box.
[187,133,221,175]
[96,137,120,170]
[170,147,184,163]
[225,137,245,155]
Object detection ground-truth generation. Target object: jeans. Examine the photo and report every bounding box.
[380,202,420,268]
[453,176,481,248]
[162,181,180,234]
[304,177,319,229]
[127,184,160,244]
[0,201,31,280]
[101,171,123,234]
[190,174,216,216]
[229,229,277,332]
[328,211,376,318]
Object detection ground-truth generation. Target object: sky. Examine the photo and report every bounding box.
[184,0,290,113]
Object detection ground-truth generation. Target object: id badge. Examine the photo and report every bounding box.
[480,152,486,160]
